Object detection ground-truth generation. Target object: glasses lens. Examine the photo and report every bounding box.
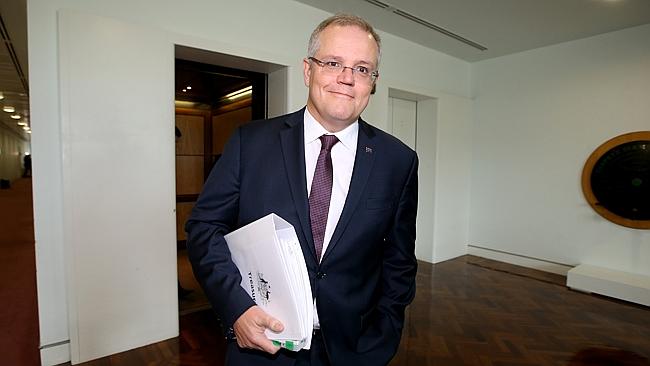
[312,58,376,83]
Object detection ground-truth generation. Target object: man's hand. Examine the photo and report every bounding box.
[233,306,285,354]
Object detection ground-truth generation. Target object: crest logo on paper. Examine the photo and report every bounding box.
[257,272,271,305]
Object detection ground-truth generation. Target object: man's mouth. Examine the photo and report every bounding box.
[329,90,354,99]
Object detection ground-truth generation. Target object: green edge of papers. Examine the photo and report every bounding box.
[272,339,296,351]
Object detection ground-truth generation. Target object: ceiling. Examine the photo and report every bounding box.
[175,59,254,108]
[2,0,650,144]
[0,0,29,142]
[294,0,650,61]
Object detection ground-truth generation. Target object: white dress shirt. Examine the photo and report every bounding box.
[303,108,358,328]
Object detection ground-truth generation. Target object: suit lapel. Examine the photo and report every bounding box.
[279,109,317,261]
[322,119,376,262]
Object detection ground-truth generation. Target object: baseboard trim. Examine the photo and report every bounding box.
[468,245,573,276]
[40,341,70,366]
[568,264,650,307]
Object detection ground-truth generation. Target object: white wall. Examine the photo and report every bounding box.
[415,98,437,262]
[28,0,472,363]
[433,94,472,262]
[470,24,650,275]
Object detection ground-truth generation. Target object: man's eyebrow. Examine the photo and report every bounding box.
[321,55,374,67]
[318,55,341,61]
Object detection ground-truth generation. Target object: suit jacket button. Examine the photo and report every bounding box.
[316,272,326,279]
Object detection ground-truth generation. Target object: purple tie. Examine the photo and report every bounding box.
[309,135,339,261]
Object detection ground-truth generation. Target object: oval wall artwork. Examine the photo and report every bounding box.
[582,131,650,229]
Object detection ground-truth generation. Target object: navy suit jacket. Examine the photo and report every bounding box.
[186,108,418,366]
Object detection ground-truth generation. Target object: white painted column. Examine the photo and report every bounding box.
[58,11,178,363]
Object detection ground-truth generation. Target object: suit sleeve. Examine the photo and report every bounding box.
[357,152,419,363]
[184,127,255,328]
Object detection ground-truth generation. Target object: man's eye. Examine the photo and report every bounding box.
[325,61,341,68]
[355,66,369,74]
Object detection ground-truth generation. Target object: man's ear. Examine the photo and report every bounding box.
[303,58,311,87]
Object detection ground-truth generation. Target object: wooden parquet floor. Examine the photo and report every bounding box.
[76,256,650,366]
[0,178,40,366]
[392,257,650,366]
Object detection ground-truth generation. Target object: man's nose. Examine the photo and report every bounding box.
[337,67,355,85]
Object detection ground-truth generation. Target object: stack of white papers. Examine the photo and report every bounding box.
[225,213,313,351]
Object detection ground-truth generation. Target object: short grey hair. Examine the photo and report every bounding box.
[307,13,382,67]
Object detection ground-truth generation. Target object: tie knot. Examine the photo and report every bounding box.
[319,135,339,151]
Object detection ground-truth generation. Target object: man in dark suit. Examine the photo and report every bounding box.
[186,14,418,366]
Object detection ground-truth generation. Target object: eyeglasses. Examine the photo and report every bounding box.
[308,57,379,83]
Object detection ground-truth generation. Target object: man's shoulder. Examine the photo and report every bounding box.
[240,109,303,134]
[359,118,416,157]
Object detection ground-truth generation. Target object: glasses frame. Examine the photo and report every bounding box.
[308,57,379,83]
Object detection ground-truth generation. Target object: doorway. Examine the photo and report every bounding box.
[388,97,417,150]
[387,88,438,262]
[174,58,266,314]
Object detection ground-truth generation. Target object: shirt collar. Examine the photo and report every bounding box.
[303,108,359,151]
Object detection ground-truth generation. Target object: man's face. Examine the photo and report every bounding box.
[304,25,379,132]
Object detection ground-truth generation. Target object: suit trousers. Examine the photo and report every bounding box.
[295,330,331,366]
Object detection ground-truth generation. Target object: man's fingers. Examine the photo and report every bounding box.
[236,333,280,354]
[233,306,284,353]
[262,315,284,333]
[238,337,278,353]
[259,339,281,354]
[254,314,283,353]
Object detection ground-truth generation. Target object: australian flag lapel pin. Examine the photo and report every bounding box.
[365,146,373,154]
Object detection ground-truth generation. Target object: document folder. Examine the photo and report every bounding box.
[225,213,313,351]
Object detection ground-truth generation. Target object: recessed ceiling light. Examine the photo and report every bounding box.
[22,126,30,131]
[10,114,20,119]
[26,130,31,134]
[186,86,192,90]
[174,100,197,108]
[17,122,27,126]
[225,86,253,100]
[182,89,187,92]
[0,93,4,100]
[3,106,15,113]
